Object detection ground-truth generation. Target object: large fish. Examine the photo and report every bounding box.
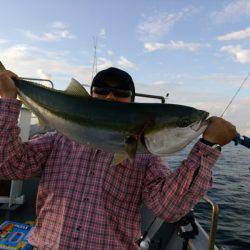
[0,62,209,163]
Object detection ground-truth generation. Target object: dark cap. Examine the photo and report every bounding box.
[91,67,135,101]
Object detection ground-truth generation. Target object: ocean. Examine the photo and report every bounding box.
[166,141,250,250]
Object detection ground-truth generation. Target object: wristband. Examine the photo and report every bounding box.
[199,138,222,151]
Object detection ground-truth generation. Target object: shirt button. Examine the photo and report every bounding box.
[84,198,89,202]
[203,153,210,158]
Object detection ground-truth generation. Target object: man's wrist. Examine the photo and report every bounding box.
[199,138,222,151]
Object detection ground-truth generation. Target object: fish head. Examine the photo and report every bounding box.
[144,107,209,156]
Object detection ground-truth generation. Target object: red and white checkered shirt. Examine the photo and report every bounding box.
[0,99,220,249]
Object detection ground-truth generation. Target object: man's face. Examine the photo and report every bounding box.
[91,86,132,103]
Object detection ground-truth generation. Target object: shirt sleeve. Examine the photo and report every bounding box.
[142,141,221,223]
[0,98,56,180]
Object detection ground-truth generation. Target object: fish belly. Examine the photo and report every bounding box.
[144,125,207,156]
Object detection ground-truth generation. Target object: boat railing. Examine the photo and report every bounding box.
[21,77,54,88]
[181,195,219,250]
[202,195,219,250]
[135,92,168,103]
[82,82,169,103]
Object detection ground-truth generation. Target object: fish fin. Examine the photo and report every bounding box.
[37,116,48,128]
[65,78,90,97]
[125,135,138,161]
[0,61,6,71]
[18,98,33,113]
[111,152,128,166]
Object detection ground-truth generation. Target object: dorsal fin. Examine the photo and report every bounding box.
[0,61,6,71]
[64,78,90,97]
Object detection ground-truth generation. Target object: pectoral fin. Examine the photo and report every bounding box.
[111,136,138,166]
[125,135,138,160]
[37,116,49,128]
[111,152,128,166]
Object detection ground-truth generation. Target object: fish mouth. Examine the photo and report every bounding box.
[201,111,209,122]
[191,111,209,132]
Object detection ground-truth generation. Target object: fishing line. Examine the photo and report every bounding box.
[220,73,250,117]
[220,73,250,177]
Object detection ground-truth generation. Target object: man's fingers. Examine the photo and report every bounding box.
[5,70,19,80]
[207,116,217,124]
[0,70,19,80]
[203,116,238,146]
[0,70,18,99]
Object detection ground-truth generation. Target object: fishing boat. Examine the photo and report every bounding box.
[0,90,221,250]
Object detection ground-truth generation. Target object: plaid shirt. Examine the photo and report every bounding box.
[0,99,220,249]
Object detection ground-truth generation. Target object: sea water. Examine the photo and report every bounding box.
[165,141,250,250]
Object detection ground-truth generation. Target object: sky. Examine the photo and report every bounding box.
[1,0,250,134]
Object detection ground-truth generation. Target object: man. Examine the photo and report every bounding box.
[0,67,236,249]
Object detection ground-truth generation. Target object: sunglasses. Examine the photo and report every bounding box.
[92,86,132,98]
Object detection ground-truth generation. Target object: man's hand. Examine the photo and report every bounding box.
[0,70,19,99]
[202,116,237,146]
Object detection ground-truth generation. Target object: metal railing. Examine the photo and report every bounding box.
[202,195,219,250]
[21,77,54,88]
[135,92,168,103]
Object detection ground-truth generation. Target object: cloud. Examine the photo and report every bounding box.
[97,57,113,70]
[144,40,208,52]
[217,27,250,41]
[94,56,137,72]
[107,50,114,56]
[221,45,250,63]
[144,42,166,52]
[151,80,168,85]
[1,44,30,61]
[211,0,250,23]
[35,69,53,87]
[117,56,137,69]
[51,21,68,29]
[168,41,208,51]
[0,44,93,88]
[183,73,248,87]
[36,69,51,80]
[0,38,8,44]
[99,29,106,39]
[23,29,76,42]
[137,7,198,41]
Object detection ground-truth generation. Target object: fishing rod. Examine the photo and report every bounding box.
[233,134,250,148]
[220,73,250,149]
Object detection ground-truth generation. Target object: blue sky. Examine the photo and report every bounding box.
[1,0,250,133]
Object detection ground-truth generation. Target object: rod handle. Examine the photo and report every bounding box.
[234,133,250,148]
